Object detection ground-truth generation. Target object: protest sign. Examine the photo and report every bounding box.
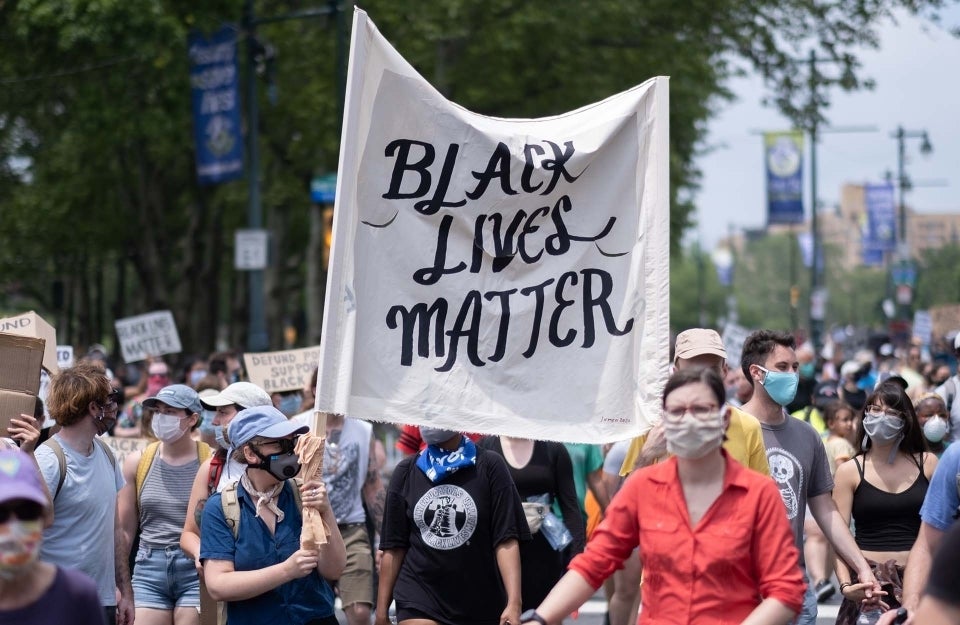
[244,346,322,394]
[314,9,670,443]
[0,310,58,373]
[57,345,75,369]
[101,436,150,465]
[115,311,182,363]
[931,304,960,343]
[722,323,752,368]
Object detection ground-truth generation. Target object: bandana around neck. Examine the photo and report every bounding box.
[241,473,285,522]
[416,436,477,483]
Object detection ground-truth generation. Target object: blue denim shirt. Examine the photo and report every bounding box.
[201,480,335,625]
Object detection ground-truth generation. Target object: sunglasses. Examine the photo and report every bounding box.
[0,501,44,523]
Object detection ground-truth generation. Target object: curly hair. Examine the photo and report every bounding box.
[46,361,111,427]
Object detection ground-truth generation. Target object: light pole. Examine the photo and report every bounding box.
[788,50,874,353]
[242,0,345,352]
[892,125,933,251]
[889,125,932,335]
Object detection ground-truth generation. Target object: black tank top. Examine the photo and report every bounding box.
[851,454,928,551]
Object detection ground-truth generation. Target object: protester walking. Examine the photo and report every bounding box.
[0,449,106,625]
[377,426,528,625]
[200,406,345,625]
[118,384,211,625]
[832,381,937,624]
[33,362,134,625]
[524,367,805,625]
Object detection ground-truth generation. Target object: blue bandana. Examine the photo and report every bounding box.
[416,436,477,483]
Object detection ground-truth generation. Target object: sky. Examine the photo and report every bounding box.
[693,7,960,251]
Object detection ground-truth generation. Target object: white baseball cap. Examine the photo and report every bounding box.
[200,382,271,410]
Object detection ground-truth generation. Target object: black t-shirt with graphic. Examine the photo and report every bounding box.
[381,448,529,625]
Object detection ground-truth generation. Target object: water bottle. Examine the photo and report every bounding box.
[856,607,884,625]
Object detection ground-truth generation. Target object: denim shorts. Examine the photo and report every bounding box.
[132,545,201,609]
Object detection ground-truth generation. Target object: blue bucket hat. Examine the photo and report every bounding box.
[142,384,203,415]
[227,405,309,449]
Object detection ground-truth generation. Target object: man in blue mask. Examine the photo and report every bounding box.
[738,330,881,625]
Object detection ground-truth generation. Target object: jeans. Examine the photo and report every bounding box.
[794,570,818,625]
[131,545,201,609]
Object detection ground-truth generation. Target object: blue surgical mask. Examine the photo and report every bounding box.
[277,393,302,417]
[214,425,230,450]
[189,370,207,386]
[758,367,799,406]
[199,409,217,436]
[799,362,815,379]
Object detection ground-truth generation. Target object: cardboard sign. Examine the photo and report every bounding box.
[722,323,752,368]
[244,346,322,394]
[0,311,58,373]
[930,304,960,344]
[100,436,150,465]
[57,345,75,369]
[115,311,182,364]
[314,10,671,443]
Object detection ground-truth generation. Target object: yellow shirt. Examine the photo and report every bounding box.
[619,406,770,477]
[789,406,827,435]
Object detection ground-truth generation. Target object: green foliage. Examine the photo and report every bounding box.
[0,0,953,356]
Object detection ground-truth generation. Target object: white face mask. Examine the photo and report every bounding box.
[152,413,188,444]
[662,410,726,459]
[923,417,949,444]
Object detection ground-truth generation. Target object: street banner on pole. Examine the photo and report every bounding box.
[315,9,670,443]
[189,26,244,185]
[764,131,805,225]
[861,182,896,266]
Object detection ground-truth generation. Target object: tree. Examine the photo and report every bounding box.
[0,0,953,365]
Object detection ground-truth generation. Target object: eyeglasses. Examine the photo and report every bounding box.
[663,404,721,423]
[254,436,300,456]
[865,405,903,419]
[0,502,44,523]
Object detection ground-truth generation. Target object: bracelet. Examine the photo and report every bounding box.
[839,582,852,593]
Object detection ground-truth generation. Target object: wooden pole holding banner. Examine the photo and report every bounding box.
[295,410,329,548]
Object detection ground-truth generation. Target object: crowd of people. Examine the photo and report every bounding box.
[1,330,959,625]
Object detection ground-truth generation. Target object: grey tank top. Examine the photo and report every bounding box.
[139,453,200,547]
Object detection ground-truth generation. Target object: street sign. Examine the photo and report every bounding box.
[235,229,269,270]
[310,173,337,204]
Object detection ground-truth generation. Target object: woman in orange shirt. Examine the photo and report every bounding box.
[522,366,805,625]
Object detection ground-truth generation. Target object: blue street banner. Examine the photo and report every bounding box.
[764,131,804,225]
[861,182,896,266]
[189,27,244,185]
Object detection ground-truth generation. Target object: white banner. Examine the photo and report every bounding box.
[115,311,182,364]
[315,9,670,443]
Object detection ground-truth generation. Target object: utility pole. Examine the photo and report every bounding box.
[242,0,346,352]
[792,50,875,354]
[889,125,932,338]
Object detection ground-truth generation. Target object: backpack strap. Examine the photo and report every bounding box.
[135,442,162,504]
[93,437,118,472]
[208,452,226,496]
[41,438,68,500]
[197,441,213,464]
[221,481,242,539]
[42,436,117,500]
[220,477,304,539]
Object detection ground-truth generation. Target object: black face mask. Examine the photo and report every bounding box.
[251,447,301,481]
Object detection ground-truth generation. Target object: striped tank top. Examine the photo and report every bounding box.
[139,453,200,547]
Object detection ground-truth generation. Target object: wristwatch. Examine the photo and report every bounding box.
[519,609,548,625]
